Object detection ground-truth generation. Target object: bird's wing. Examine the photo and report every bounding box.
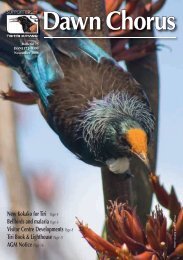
[33,12,115,106]
[40,11,113,63]
[23,37,64,107]
[0,11,114,107]
[48,29,112,62]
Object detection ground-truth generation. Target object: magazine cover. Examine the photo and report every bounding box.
[0,0,182,259]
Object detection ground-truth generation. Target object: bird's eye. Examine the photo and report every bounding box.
[120,137,130,148]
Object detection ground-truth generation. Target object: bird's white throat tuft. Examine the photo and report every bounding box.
[106,157,130,174]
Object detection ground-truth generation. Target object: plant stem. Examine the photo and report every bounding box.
[78,0,134,225]
[126,0,159,224]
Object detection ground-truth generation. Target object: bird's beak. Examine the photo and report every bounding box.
[132,151,151,172]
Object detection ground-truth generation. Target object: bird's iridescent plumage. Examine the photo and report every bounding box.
[0,12,154,174]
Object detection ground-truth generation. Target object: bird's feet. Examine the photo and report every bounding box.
[0,86,38,105]
[0,85,14,100]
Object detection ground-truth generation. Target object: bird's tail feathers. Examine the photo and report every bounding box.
[24,41,64,106]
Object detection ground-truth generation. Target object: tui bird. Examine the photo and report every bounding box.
[0,12,154,175]
[9,15,38,33]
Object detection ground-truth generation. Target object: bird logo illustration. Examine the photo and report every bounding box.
[7,15,38,34]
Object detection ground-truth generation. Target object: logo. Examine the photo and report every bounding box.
[5,11,39,56]
[7,14,38,34]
